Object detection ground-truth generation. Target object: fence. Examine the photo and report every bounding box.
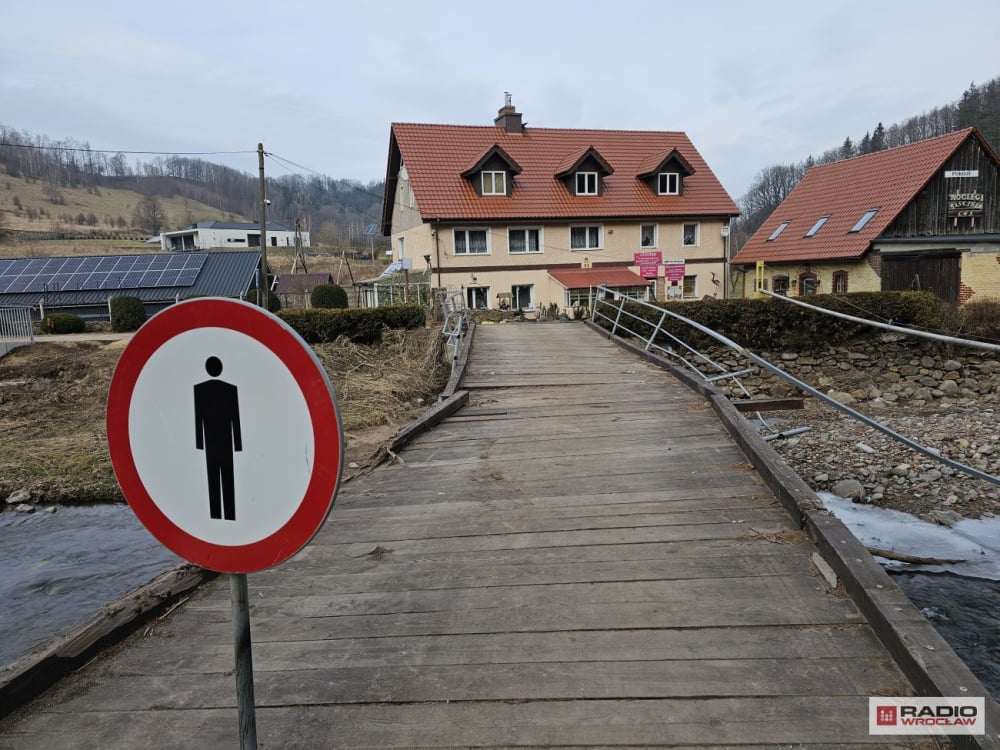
[591,286,999,487]
[0,307,34,357]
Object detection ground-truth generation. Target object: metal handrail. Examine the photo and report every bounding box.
[591,287,1000,487]
[438,290,471,376]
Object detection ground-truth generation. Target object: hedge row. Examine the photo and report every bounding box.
[278,304,426,344]
[595,291,945,351]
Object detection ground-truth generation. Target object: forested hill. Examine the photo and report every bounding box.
[731,76,1000,252]
[0,128,384,246]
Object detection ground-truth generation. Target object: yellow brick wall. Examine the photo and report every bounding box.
[961,252,1000,302]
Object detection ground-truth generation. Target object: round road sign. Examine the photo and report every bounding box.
[107,298,343,573]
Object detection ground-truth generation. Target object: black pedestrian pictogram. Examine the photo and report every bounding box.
[194,356,242,520]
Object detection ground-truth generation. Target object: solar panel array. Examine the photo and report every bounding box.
[0,254,208,294]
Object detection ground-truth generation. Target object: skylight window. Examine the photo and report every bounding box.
[767,221,790,241]
[804,215,829,238]
[849,208,878,233]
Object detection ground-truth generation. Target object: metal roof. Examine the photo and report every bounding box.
[163,220,292,234]
[0,250,263,310]
[548,267,649,289]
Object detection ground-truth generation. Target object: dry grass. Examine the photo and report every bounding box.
[0,172,228,237]
[0,327,449,504]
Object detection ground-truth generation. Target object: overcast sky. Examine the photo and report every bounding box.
[3,0,999,202]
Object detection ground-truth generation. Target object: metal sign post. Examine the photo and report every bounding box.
[231,573,258,749]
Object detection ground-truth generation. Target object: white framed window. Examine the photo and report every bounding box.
[570,225,602,250]
[467,285,489,309]
[683,275,697,298]
[511,284,533,310]
[658,172,680,195]
[575,172,598,195]
[454,228,489,255]
[397,237,405,260]
[508,227,542,254]
[640,224,657,248]
[482,171,506,196]
[682,222,699,247]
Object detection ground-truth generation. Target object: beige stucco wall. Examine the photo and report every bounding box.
[392,217,730,311]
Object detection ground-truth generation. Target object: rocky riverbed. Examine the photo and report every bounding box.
[702,336,999,521]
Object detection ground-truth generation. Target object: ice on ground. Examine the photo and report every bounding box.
[818,492,1000,581]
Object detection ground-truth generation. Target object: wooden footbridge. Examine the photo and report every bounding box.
[1,321,998,748]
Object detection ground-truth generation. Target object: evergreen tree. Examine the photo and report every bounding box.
[840,137,855,159]
[871,122,887,151]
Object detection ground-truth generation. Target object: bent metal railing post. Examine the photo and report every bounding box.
[438,290,471,377]
[0,306,34,358]
[591,286,1000,487]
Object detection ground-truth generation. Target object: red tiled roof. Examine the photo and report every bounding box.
[548,266,649,289]
[389,123,738,222]
[732,129,978,265]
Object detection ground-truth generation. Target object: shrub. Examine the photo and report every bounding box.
[311,283,349,309]
[594,291,945,351]
[245,289,281,313]
[109,296,146,332]
[952,298,1000,341]
[40,312,85,334]
[278,304,426,345]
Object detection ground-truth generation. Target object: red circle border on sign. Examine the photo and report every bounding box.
[107,298,343,573]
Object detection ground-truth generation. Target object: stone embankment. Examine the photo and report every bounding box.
[697,335,1000,521]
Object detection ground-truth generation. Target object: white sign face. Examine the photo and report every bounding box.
[108,298,343,573]
[128,327,313,547]
[944,170,979,178]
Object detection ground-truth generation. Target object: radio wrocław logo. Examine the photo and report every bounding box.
[869,697,985,735]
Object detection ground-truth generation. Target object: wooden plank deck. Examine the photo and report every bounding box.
[0,322,943,748]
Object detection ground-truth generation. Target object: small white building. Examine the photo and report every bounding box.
[160,220,309,252]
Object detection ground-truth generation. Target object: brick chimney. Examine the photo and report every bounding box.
[494,92,524,134]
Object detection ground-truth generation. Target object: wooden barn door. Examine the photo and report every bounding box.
[881,251,960,304]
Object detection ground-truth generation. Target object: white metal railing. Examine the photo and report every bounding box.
[438,290,471,376]
[591,287,1000,487]
[0,307,34,357]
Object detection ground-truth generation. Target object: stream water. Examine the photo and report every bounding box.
[0,504,179,665]
[0,500,997,701]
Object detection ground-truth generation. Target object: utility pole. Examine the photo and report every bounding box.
[291,218,308,274]
[257,143,268,309]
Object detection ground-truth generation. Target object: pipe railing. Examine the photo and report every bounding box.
[591,287,1000,487]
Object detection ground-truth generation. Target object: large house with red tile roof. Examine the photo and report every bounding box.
[380,98,738,313]
[731,128,1000,304]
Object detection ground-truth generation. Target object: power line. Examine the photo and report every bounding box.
[0,142,256,158]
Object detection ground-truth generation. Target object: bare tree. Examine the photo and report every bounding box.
[132,195,167,234]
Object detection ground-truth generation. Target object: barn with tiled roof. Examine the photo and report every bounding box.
[732,128,1000,304]
[380,97,738,313]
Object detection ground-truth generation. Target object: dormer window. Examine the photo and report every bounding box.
[658,172,680,195]
[556,147,613,197]
[637,148,694,197]
[461,145,521,197]
[576,172,598,195]
[482,171,506,195]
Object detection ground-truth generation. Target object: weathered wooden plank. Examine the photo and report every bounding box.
[54,654,908,712]
[111,623,888,673]
[1,697,912,748]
